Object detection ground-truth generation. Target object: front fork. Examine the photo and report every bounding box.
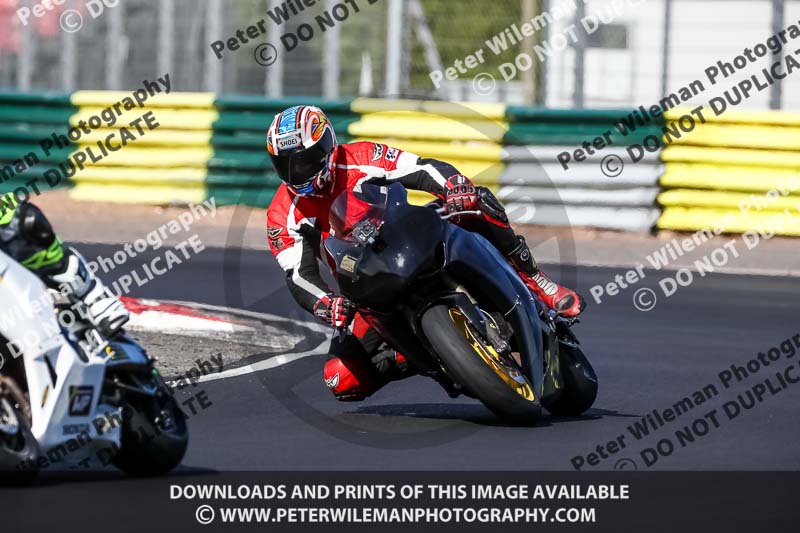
[445,276,571,406]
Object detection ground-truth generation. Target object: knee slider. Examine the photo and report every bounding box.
[323,357,380,401]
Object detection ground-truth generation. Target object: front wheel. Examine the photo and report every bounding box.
[0,395,40,484]
[111,387,188,476]
[421,305,541,424]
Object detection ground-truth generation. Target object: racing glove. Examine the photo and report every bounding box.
[444,174,478,214]
[313,294,355,328]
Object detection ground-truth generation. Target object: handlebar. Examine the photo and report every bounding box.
[435,208,483,220]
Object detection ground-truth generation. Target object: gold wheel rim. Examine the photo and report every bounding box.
[448,309,535,401]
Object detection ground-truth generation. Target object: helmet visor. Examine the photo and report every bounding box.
[269,129,335,189]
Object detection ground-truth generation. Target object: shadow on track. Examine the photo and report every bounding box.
[349,404,638,427]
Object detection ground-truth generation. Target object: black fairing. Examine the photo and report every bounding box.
[439,224,546,398]
[325,186,447,312]
[323,183,546,398]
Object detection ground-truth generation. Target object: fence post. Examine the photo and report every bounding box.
[660,0,672,99]
[60,0,77,91]
[572,1,585,108]
[537,0,549,106]
[205,0,223,93]
[770,0,785,109]
[323,0,341,100]
[17,0,32,91]
[159,0,175,78]
[385,0,403,97]
[266,0,284,97]
[106,0,124,90]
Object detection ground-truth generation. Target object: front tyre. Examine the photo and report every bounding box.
[111,389,188,476]
[0,396,40,484]
[421,305,541,424]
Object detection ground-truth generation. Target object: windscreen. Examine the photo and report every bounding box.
[328,185,388,245]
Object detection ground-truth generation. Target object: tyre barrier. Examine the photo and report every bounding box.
[657,109,800,236]
[2,91,799,237]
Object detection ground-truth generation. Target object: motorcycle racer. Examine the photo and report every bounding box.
[266,105,585,401]
[0,193,129,337]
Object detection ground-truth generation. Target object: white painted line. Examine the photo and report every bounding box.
[127,310,248,333]
[124,298,335,383]
[159,300,331,334]
[193,338,332,384]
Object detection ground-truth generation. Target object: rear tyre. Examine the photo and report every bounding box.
[421,305,541,425]
[111,390,188,476]
[543,340,598,417]
[0,396,39,485]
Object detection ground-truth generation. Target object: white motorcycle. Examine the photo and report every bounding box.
[0,249,187,478]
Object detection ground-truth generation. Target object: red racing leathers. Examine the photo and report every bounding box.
[266,141,578,400]
[267,142,518,309]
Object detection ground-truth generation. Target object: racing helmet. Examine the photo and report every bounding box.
[266,105,338,196]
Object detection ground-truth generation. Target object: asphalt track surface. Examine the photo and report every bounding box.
[65,242,800,471]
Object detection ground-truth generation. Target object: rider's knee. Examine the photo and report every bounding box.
[323,357,382,402]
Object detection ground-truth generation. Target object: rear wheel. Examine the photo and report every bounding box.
[421,305,541,424]
[543,340,598,417]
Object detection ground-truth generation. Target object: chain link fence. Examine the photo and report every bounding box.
[0,0,798,109]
